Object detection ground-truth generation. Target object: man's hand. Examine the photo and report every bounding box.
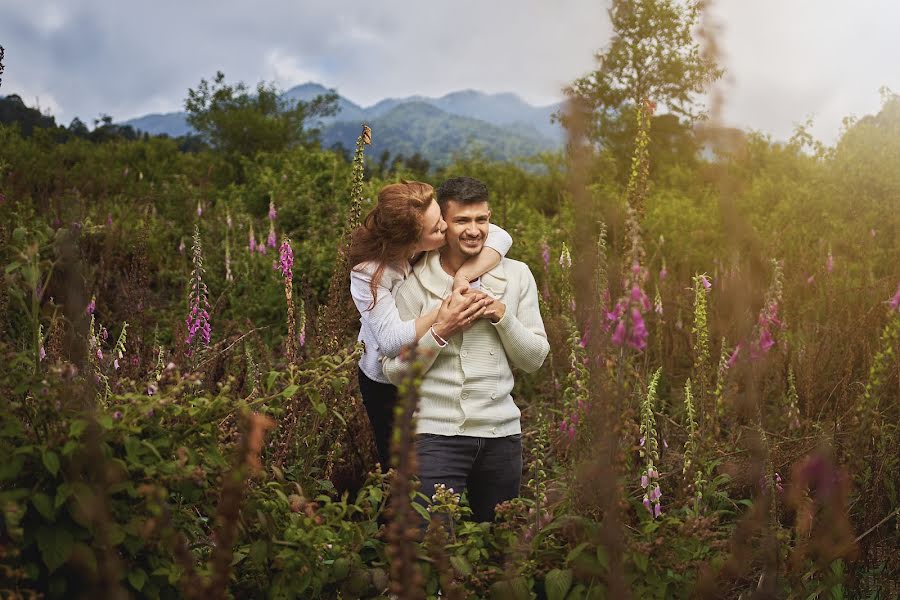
[433,287,488,340]
[481,297,506,323]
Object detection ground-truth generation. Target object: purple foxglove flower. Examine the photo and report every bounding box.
[758,327,774,353]
[826,251,834,273]
[113,358,119,370]
[648,467,658,479]
[653,503,662,518]
[567,424,576,441]
[39,346,46,361]
[727,344,742,368]
[96,348,103,360]
[278,239,294,277]
[662,439,668,449]
[700,274,711,290]
[642,496,651,513]
[267,227,277,248]
[113,411,122,420]
[870,228,876,237]
[299,330,306,347]
[147,383,158,396]
[649,485,662,502]
[86,297,96,315]
[268,200,277,221]
[258,241,267,255]
[890,284,900,311]
[107,213,113,226]
[559,420,568,433]
[541,243,550,268]
[249,228,257,252]
[641,474,648,488]
[659,266,667,281]
[196,201,203,217]
[178,239,185,254]
[611,319,627,346]
[639,436,645,447]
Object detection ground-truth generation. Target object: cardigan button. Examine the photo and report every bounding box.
[461,350,468,357]
[461,392,469,400]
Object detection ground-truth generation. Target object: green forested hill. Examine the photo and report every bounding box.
[321,101,556,166]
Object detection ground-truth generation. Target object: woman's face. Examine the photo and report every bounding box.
[415,199,447,253]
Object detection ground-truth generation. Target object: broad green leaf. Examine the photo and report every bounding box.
[282,384,299,398]
[36,526,74,573]
[0,455,25,481]
[450,555,472,576]
[128,568,147,591]
[544,568,573,600]
[42,450,60,477]
[68,419,88,439]
[32,492,56,521]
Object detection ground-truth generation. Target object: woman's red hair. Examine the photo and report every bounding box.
[349,181,434,309]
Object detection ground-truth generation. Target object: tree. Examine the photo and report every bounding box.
[560,0,722,148]
[185,71,338,161]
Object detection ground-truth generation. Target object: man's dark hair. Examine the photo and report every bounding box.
[436,176,489,208]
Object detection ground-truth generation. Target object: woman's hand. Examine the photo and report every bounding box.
[433,288,489,340]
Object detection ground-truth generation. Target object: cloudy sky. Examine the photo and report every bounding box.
[2,0,897,143]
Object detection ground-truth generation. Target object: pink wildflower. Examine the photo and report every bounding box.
[700,274,712,290]
[826,250,834,273]
[659,266,667,281]
[278,239,294,278]
[653,503,662,518]
[807,275,815,285]
[112,411,122,420]
[642,496,651,513]
[890,283,900,312]
[870,228,876,238]
[727,344,742,368]
[541,243,550,268]
[267,223,277,248]
[640,474,648,488]
[86,297,96,315]
[178,239,185,254]
[196,201,203,217]
[249,225,257,252]
[39,346,46,361]
[96,348,103,361]
[268,200,277,221]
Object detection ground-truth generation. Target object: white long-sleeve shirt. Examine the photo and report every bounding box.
[351,223,513,383]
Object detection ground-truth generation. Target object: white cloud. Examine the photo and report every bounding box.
[0,0,897,143]
[263,49,322,90]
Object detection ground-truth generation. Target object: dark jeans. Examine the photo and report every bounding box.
[415,433,522,523]
[358,367,397,469]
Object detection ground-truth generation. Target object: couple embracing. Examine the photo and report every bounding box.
[348,176,549,523]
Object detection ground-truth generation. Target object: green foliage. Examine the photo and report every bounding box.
[562,0,722,149]
[185,71,338,176]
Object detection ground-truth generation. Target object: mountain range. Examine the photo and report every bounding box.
[122,83,564,165]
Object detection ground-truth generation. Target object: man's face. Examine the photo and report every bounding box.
[442,199,491,259]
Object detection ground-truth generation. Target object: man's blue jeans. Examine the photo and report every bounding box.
[415,433,522,523]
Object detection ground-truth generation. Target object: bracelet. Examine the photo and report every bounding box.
[430,325,448,347]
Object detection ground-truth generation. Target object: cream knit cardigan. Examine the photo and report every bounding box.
[382,251,549,437]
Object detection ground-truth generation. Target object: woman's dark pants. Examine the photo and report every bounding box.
[358,367,397,469]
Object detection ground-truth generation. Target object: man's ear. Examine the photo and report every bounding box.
[486,209,492,220]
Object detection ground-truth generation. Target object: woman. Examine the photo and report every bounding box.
[349,180,512,467]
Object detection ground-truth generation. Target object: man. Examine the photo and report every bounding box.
[382,176,549,523]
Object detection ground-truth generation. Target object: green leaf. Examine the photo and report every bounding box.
[68,419,88,439]
[544,568,573,600]
[314,402,327,416]
[565,541,590,564]
[32,492,56,521]
[42,450,60,477]
[128,568,148,591]
[450,555,472,576]
[282,384,299,398]
[490,576,531,600]
[633,552,649,573]
[0,455,25,480]
[54,483,73,509]
[36,526,74,573]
